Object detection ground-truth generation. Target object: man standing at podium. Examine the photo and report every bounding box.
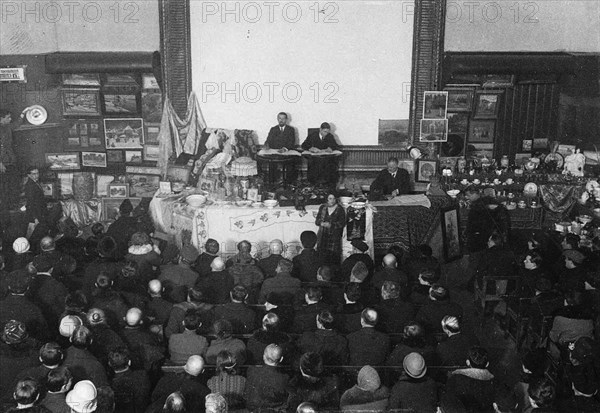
[301,122,340,187]
[265,112,295,152]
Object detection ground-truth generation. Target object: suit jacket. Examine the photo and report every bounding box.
[266,125,295,149]
[213,302,257,334]
[63,346,108,387]
[244,365,289,410]
[347,327,390,365]
[370,168,411,195]
[292,249,322,283]
[24,178,47,223]
[298,329,349,365]
[301,131,339,151]
[436,333,478,366]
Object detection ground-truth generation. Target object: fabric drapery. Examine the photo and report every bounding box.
[157,92,207,177]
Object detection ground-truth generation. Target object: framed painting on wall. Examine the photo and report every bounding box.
[423,91,448,119]
[45,153,81,170]
[101,197,141,221]
[446,88,474,112]
[104,118,144,149]
[468,120,496,143]
[81,151,107,168]
[62,88,101,116]
[474,91,502,119]
[416,159,438,182]
[420,119,448,142]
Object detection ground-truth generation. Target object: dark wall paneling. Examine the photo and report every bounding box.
[493,83,559,159]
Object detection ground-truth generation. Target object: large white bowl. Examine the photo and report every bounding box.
[263,200,278,208]
[186,194,207,207]
[339,196,353,205]
[446,189,460,198]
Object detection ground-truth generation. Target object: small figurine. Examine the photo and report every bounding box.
[563,147,586,177]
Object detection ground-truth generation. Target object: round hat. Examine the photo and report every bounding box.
[59,315,83,338]
[351,239,369,252]
[357,365,381,391]
[403,352,427,378]
[13,237,30,254]
[66,380,97,413]
[1,320,28,345]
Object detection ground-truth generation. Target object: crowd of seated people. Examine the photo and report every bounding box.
[0,203,598,412]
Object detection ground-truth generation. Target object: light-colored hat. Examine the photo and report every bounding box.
[66,380,97,413]
[13,237,30,254]
[403,352,427,378]
[59,315,83,338]
[357,365,380,391]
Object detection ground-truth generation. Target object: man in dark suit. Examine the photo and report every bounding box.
[301,122,340,186]
[265,112,295,150]
[370,157,411,197]
[346,308,391,365]
[24,166,51,250]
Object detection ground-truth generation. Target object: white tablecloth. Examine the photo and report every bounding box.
[150,196,373,261]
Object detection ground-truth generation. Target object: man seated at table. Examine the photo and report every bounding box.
[265,112,296,152]
[301,122,340,187]
[370,157,411,198]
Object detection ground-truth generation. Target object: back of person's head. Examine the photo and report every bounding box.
[419,269,439,285]
[148,279,162,295]
[467,346,489,369]
[528,377,555,409]
[95,273,112,290]
[387,245,404,263]
[382,253,397,268]
[184,355,205,377]
[305,286,322,302]
[91,223,104,236]
[527,252,543,267]
[403,321,425,342]
[213,319,233,339]
[361,308,378,327]
[7,270,30,294]
[300,231,317,249]
[381,280,400,300]
[163,391,186,413]
[297,402,318,413]
[188,287,204,303]
[216,350,238,374]
[429,283,449,301]
[205,393,228,413]
[87,308,107,327]
[535,277,553,293]
[277,258,293,274]
[263,343,283,365]
[230,285,247,302]
[262,312,280,331]
[40,342,64,366]
[46,366,72,393]
[2,320,28,345]
[299,352,324,377]
[108,347,130,372]
[418,244,433,258]
[317,310,335,330]
[183,310,201,331]
[13,379,41,405]
[71,325,93,348]
[522,348,549,377]
[125,308,143,327]
[344,282,362,302]
[488,231,503,247]
[97,236,117,258]
[316,266,333,281]
[65,291,89,312]
[563,233,580,249]
[565,290,583,306]
[119,199,133,215]
[210,257,225,271]
[441,315,461,334]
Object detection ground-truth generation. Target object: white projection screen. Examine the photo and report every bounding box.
[190,1,415,145]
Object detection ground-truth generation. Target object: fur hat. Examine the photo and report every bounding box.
[119,199,133,215]
[403,352,427,378]
[180,244,199,263]
[351,239,369,252]
[1,320,28,345]
[97,236,117,258]
[357,365,380,391]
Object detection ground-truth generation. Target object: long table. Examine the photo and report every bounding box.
[150,196,374,261]
[150,194,450,260]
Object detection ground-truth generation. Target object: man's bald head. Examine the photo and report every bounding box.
[263,344,283,366]
[210,257,225,271]
[148,279,162,295]
[361,308,378,327]
[269,239,283,255]
[382,253,397,268]
[184,355,205,376]
[125,308,143,327]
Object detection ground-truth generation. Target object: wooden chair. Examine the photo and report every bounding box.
[474,274,521,318]
[506,296,532,350]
